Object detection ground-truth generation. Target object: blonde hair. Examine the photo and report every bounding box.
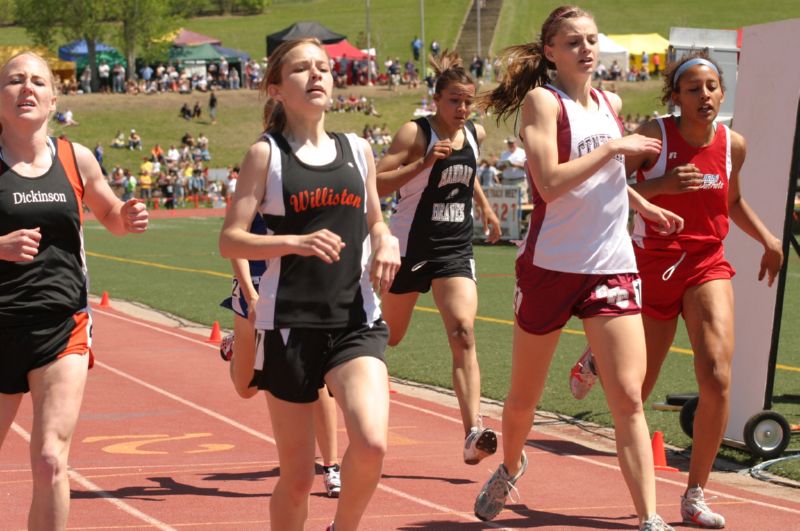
[259,38,328,133]
[478,5,592,122]
[0,51,57,136]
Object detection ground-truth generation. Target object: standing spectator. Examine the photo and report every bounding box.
[94,142,105,176]
[478,156,500,188]
[641,50,650,75]
[229,67,240,90]
[209,90,218,125]
[140,64,153,89]
[122,171,137,201]
[430,39,441,57]
[411,36,423,61]
[652,53,661,77]
[610,59,622,80]
[98,59,110,93]
[112,63,125,93]
[498,137,528,202]
[79,66,92,93]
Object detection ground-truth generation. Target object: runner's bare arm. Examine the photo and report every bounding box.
[76,143,148,235]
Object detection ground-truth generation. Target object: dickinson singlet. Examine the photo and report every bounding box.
[631,116,731,251]
[518,86,636,274]
[254,132,380,330]
[0,138,87,325]
[389,118,479,261]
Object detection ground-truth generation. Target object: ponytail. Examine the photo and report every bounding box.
[478,5,592,123]
[478,42,550,123]
[429,49,474,95]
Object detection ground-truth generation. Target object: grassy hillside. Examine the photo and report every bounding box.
[0,0,471,66]
[492,0,800,54]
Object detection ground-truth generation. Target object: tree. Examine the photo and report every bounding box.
[15,0,109,92]
[110,0,177,81]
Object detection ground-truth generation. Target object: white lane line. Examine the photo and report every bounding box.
[93,308,513,528]
[94,360,276,446]
[390,389,800,514]
[10,423,176,531]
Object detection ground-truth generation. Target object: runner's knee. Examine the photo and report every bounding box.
[448,322,475,351]
[30,446,67,486]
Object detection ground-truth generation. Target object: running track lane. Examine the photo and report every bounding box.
[2,304,799,530]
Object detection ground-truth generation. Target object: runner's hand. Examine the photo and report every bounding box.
[122,199,149,233]
[423,140,453,167]
[639,203,684,236]
[479,204,502,243]
[759,237,783,287]
[610,134,661,157]
[295,229,345,263]
[659,164,704,194]
[0,227,41,262]
[370,234,400,294]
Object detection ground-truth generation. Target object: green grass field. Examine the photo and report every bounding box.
[84,217,800,473]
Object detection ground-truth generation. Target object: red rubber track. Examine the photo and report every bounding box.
[2,304,799,530]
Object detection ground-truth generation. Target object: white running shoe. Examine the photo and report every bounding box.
[681,486,726,528]
[640,514,674,530]
[219,333,234,361]
[473,452,528,521]
[322,464,341,498]
[463,420,498,465]
[569,345,598,400]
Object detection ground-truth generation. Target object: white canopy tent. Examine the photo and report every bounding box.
[598,33,629,73]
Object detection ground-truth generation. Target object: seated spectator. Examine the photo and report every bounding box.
[128,129,143,150]
[197,133,211,161]
[181,132,195,148]
[180,103,192,120]
[165,144,180,164]
[151,143,165,162]
[192,101,202,120]
[55,109,79,126]
[111,130,126,148]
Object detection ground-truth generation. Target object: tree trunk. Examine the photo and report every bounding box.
[87,36,99,93]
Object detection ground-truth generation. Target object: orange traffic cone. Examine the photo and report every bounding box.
[152,197,159,210]
[388,375,396,394]
[652,431,678,472]
[207,321,222,343]
[99,291,110,308]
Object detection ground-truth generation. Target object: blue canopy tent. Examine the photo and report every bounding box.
[58,39,126,71]
[211,44,250,64]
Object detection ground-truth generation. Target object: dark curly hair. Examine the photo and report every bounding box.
[661,50,725,105]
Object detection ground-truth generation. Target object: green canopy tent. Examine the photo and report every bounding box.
[169,43,225,65]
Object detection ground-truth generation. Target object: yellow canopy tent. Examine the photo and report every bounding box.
[0,46,76,83]
[606,33,669,73]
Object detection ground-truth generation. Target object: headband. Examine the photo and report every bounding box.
[673,58,719,89]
